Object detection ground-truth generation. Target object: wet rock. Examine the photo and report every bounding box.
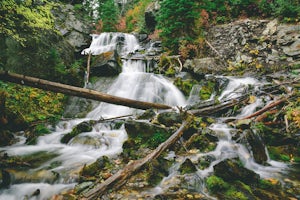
[197,155,216,170]
[70,134,109,148]
[136,109,157,120]
[0,130,15,147]
[80,156,112,179]
[235,119,252,129]
[214,158,260,184]
[61,121,93,144]
[0,170,11,188]
[125,119,170,141]
[146,158,171,186]
[91,51,122,76]
[157,111,184,127]
[7,169,59,184]
[243,129,268,165]
[184,133,217,153]
[179,158,197,174]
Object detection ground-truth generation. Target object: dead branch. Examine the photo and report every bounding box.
[81,116,193,199]
[242,97,287,120]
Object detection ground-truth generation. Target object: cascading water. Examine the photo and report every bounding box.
[0,32,186,199]
[142,76,289,199]
[0,32,293,199]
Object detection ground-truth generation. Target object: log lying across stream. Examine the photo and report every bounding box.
[0,71,172,110]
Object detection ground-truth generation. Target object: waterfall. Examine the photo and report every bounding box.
[0,32,186,199]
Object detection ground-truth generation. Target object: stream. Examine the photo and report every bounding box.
[0,33,296,199]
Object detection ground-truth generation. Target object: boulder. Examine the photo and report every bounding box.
[61,121,93,144]
[91,51,122,76]
[183,57,224,75]
[214,158,260,184]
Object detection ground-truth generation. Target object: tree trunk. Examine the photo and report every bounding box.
[0,71,172,110]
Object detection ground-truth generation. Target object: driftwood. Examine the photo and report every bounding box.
[82,116,193,199]
[0,71,172,110]
[242,97,287,120]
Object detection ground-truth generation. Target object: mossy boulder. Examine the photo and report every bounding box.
[91,51,122,76]
[156,111,184,127]
[124,120,171,148]
[179,158,197,174]
[61,121,93,144]
[214,158,259,184]
[79,156,112,179]
[184,133,217,152]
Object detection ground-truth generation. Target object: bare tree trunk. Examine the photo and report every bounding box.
[81,116,193,199]
[0,71,172,110]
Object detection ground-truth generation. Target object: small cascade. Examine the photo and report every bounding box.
[81,32,140,56]
[143,77,289,199]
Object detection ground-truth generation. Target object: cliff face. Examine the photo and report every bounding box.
[184,19,300,75]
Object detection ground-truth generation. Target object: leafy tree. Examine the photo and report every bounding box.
[97,0,119,32]
[156,0,199,54]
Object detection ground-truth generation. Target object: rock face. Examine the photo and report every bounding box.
[145,1,160,32]
[52,4,92,53]
[184,19,300,75]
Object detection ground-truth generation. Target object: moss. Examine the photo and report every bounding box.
[174,78,198,96]
[206,175,230,192]
[225,189,248,200]
[268,146,294,162]
[179,158,197,174]
[199,80,215,100]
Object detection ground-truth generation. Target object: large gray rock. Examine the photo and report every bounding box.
[183,57,224,75]
[53,4,91,53]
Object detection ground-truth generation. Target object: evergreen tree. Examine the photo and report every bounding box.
[156,0,199,53]
[97,0,119,32]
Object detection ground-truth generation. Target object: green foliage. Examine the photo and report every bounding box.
[157,0,199,53]
[271,0,300,19]
[97,0,119,32]
[124,0,152,32]
[199,80,215,100]
[0,0,56,45]
[0,81,66,124]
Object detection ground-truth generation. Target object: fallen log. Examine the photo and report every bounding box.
[0,71,172,110]
[190,95,249,116]
[82,115,193,199]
